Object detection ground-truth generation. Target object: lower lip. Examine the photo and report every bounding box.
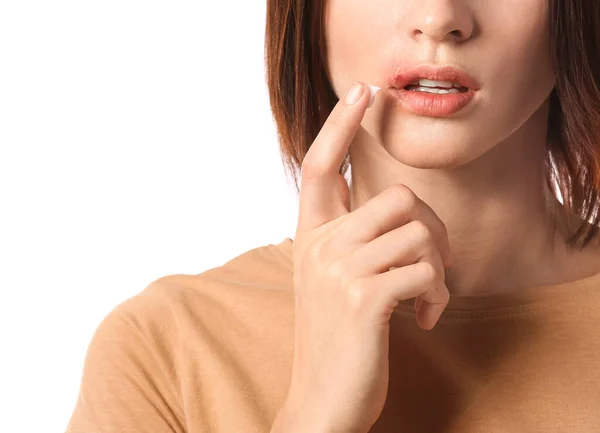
[389,87,477,117]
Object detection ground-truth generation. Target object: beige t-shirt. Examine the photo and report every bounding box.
[65,237,600,433]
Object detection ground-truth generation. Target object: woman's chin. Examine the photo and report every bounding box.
[384,141,474,170]
[372,117,482,164]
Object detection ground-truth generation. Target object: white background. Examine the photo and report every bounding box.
[0,1,299,431]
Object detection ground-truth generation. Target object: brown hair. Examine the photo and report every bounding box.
[264,0,600,250]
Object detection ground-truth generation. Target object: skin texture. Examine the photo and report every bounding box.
[322,0,600,296]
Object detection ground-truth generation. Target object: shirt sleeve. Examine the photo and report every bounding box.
[65,298,185,433]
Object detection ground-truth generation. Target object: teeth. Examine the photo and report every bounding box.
[418,78,455,88]
[408,78,464,89]
[412,87,461,94]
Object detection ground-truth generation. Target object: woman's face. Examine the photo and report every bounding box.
[323,0,555,169]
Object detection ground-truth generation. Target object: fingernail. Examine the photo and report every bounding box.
[367,84,381,107]
[345,82,364,105]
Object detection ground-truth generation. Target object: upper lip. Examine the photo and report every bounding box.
[388,65,481,91]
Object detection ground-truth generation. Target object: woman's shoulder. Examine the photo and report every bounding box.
[110,236,295,329]
[66,237,296,433]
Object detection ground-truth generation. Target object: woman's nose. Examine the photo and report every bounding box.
[405,0,475,43]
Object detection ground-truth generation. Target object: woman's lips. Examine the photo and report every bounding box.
[382,64,481,116]
[388,86,478,117]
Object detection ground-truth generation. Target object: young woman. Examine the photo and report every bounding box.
[66,1,600,432]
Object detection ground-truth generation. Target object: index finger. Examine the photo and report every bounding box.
[297,81,380,234]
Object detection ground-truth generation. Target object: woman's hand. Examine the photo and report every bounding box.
[272,81,452,433]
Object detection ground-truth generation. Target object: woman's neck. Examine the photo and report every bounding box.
[347,124,599,297]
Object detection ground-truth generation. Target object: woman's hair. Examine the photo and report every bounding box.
[264,0,600,250]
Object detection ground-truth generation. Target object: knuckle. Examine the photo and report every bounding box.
[409,220,433,243]
[327,114,344,131]
[326,258,347,283]
[416,261,438,285]
[388,184,417,209]
[437,287,451,302]
[346,279,369,307]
